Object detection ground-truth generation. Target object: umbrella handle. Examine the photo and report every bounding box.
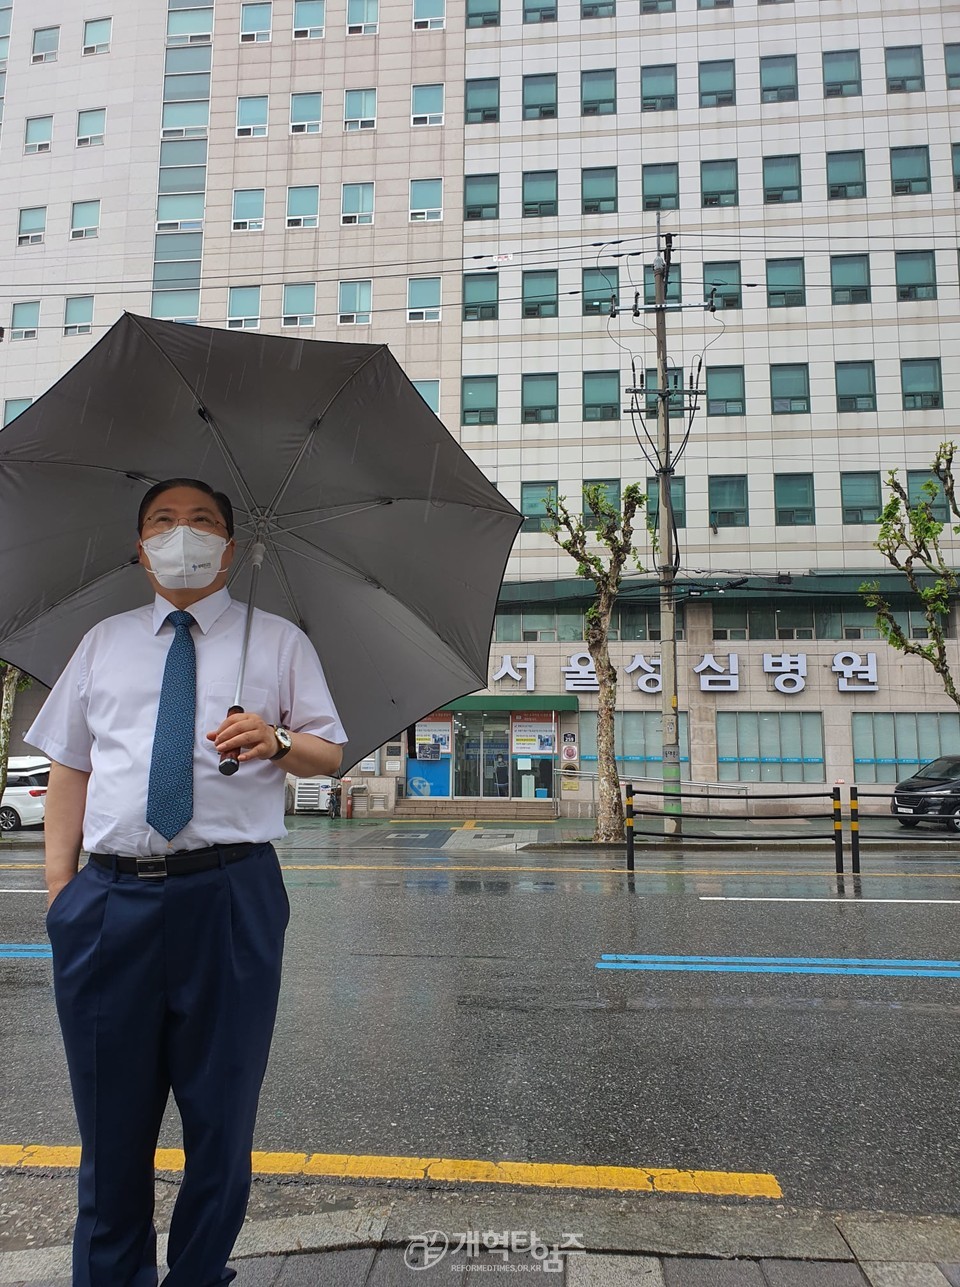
[218,704,244,776]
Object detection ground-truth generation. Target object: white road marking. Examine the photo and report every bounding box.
[699,896,960,904]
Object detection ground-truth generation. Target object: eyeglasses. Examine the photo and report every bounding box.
[142,514,228,536]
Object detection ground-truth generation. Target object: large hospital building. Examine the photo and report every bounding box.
[2,0,959,812]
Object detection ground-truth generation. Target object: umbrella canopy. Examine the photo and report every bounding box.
[0,313,522,768]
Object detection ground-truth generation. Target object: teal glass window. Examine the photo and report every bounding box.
[835,362,876,412]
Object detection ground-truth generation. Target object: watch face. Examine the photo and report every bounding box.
[275,726,293,752]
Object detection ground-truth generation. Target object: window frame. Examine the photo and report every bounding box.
[766,258,805,308]
[701,158,738,208]
[582,371,621,422]
[774,473,815,525]
[705,367,746,417]
[835,361,877,413]
[521,372,559,424]
[708,474,749,527]
[461,375,498,425]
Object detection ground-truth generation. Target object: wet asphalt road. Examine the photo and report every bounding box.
[2,831,959,1218]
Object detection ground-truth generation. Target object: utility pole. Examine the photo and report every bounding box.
[653,215,682,837]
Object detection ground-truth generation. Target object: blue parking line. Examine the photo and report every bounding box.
[0,944,52,958]
[596,954,960,979]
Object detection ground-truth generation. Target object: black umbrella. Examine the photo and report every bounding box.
[0,313,521,768]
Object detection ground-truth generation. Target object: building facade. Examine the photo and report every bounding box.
[1,0,959,808]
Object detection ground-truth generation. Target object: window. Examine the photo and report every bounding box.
[852,712,960,786]
[240,2,272,41]
[465,78,499,124]
[827,150,865,199]
[338,280,372,324]
[64,295,93,336]
[892,144,932,196]
[582,266,618,316]
[771,364,809,414]
[644,263,681,305]
[463,273,498,321]
[580,68,617,117]
[162,99,211,137]
[709,474,748,525]
[580,711,690,773]
[167,7,214,43]
[523,171,557,216]
[0,2,8,64]
[823,49,860,97]
[71,199,100,239]
[521,373,558,423]
[294,0,325,37]
[151,288,200,323]
[282,283,316,327]
[582,166,617,214]
[287,184,319,227]
[237,96,268,137]
[703,261,740,309]
[17,206,45,245]
[583,372,621,422]
[886,45,924,92]
[954,144,960,192]
[646,477,687,530]
[462,375,497,424]
[947,44,960,90]
[523,73,557,120]
[410,178,442,220]
[83,17,112,55]
[831,253,871,304]
[582,0,615,16]
[3,399,33,425]
[464,173,498,220]
[901,359,943,411]
[32,25,59,62]
[11,301,40,340]
[412,83,443,125]
[706,367,745,416]
[645,367,684,418]
[841,472,882,524]
[153,229,202,290]
[717,712,824,784]
[766,258,804,307]
[341,182,374,224]
[232,188,264,230]
[414,0,445,28]
[643,163,679,210]
[699,0,732,9]
[699,59,735,107]
[407,276,441,321]
[775,473,815,524]
[24,115,52,153]
[344,88,376,130]
[158,139,207,195]
[835,361,876,412]
[347,0,378,32]
[895,250,936,301]
[466,0,499,26]
[760,54,797,102]
[291,92,322,132]
[701,158,738,207]
[523,0,556,22]
[582,479,621,528]
[412,380,440,412]
[907,472,948,521]
[227,285,260,329]
[763,154,801,203]
[76,108,106,148]
[641,0,674,10]
[640,64,675,111]
[522,270,558,318]
[521,482,557,532]
[157,191,204,231]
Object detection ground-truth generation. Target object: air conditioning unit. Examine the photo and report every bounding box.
[17,233,43,245]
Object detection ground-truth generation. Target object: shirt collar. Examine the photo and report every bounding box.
[152,587,233,636]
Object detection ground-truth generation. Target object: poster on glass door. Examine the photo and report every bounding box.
[511,712,555,754]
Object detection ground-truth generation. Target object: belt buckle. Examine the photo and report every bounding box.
[136,856,168,879]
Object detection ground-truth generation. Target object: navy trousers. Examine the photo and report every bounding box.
[46,843,289,1287]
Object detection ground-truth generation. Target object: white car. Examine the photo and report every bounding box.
[1,756,51,832]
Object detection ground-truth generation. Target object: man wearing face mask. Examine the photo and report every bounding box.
[26,478,346,1287]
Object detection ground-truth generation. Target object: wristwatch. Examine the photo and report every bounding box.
[270,726,293,760]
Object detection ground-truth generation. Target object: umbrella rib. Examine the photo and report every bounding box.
[264,345,388,518]
[0,459,159,485]
[261,541,307,629]
[1,557,140,645]
[128,315,259,519]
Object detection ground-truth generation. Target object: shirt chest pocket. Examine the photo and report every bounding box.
[202,682,272,737]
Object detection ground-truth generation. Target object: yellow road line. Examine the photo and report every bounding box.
[0,1145,780,1198]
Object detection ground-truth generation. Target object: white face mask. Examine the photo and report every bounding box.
[141,527,228,590]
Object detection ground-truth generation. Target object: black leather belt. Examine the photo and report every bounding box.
[90,841,260,880]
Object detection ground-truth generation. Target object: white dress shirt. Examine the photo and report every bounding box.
[26,588,347,856]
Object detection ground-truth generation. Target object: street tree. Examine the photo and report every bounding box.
[862,442,960,708]
[545,482,646,842]
[0,661,32,806]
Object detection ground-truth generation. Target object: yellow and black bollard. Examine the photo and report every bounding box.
[850,785,860,875]
[832,785,844,875]
[625,782,634,872]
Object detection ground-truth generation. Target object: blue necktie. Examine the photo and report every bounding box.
[146,610,197,842]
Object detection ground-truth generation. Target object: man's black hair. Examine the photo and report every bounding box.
[138,478,234,538]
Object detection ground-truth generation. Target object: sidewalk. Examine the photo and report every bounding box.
[3,1185,960,1284]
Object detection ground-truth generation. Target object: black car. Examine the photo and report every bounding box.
[891,756,960,829]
